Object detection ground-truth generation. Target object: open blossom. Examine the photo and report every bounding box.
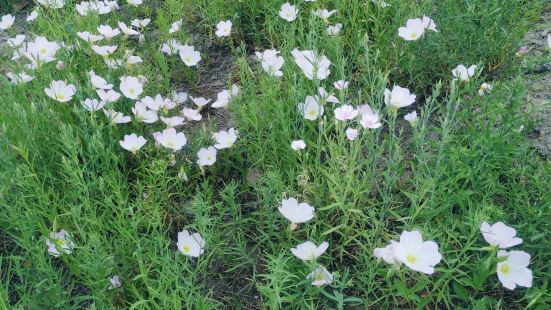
[327,23,342,36]
[299,96,324,120]
[169,20,182,34]
[197,146,217,167]
[108,276,121,290]
[104,109,131,124]
[7,35,25,47]
[6,72,34,84]
[179,45,201,66]
[213,128,238,149]
[398,18,425,41]
[374,243,398,265]
[256,49,285,77]
[307,266,333,286]
[182,108,202,121]
[131,18,151,28]
[24,36,60,67]
[314,9,337,21]
[392,230,442,274]
[172,90,188,104]
[46,229,74,257]
[190,96,212,109]
[45,80,76,103]
[384,85,416,109]
[81,98,105,112]
[480,222,522,249]
[291,241,329,261]
[160,116,185,127]
[96,89,121,103]
[211,87,238,109]
[77,31,104,43]
[318,87,339,104]
[404,111,418,125]
[452,65,477,81]
[132,102,158,123]
[496,250,533,290]
[97,25,120,40]
[119,22,140,37]
[334,80,349,90]
[279,3,298,22]
[119,134,147,154]
[161,39,182,55]
[119,76,143,100]
[358,104,382,129]
[0,14,15,30]
[154,128,187,151]
[139,94,176,112]
[334,105,358,121]
[478,83,492,96]
[345,128,358,140]
[278,198,315,225]
[291,140,306,150]
[91,44,118,57]
[27,9,39,22]
[36,0,65,9]
[215,20,232,37]
[291,49,331,80]
[89,70,113,89]
[177,229,205,257]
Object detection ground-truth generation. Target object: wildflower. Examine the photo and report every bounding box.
[160,116,185,127]
[154,128,187,151]
[357,104,382,129]
[334,105,358,121]
[422,16,437,32]
[91,44,118,57]
[333,80,349,90]
[326,23,342,36]
[178,45,201,66]
[104,109,131,124]
[291,140,306,150]
[119,76,143,100]
[398,18,425,41]
[496,250,533,290]
[197,146,217,167]
[127,0,142,6]
[478,83,492,96]
[172,90,188,104]
[119,134,147,154]
[373,243,398,265]
[256,49,285,77]
[384,85,416,110]
[139,94,176,112]
[279,3,298,22]
[452,64,477,81]
[169,20,182,34]
[108,276,121,290]
[77,31,104,43]
[480,222,523,249]
[404,111,418,125]
[392,230,442,274]
[190,96,212,109]
[96,89,121,103]
[36,0,65,9]
[119,22,140,37]
[299,96,324,120]
[345,128,358,140]
[291,241,329,261]
[211,89,232,109]
[182,108,202,121]
[314,9,337,21]
[44,80,76,103]
[278,198,315,229]
[291,49,331,80]
[97,25,120,40]
[131,18,150,28]
[27,9,39,22]
[46,229,74,257]
[89,70,113,89]
[372,0,389,8]
[213,128,238,149]
[177,229,205,257]
[6,72,34,84]
[161,39,182,55]
[132,102,158,123]
[24,36,60,67]
[81,98,105,112]
[56,60,64,70]
[215,20,232,37]
[0,14,15,30]
[318,87,339,104]
[307,266,333,286]
[7,35,25,48]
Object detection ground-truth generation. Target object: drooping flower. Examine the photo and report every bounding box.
[334,105,358,121]
[119,76,143,100]
[384,85,416,110]
[89,70,113,89]
[132,102,158,123]
[197,146,217,167]
[215,20,232,37]
[298,96,324,121]
[108,276,121,290]
[480,222,523,249]
[478,83,492,96]
[213,128,238,149]
[46,229,74,257]
[357,104,382,129]
[169,20,182,34]
[307,266,333,286]
[392,230,442,274]
[177,229,205,258]
[422,16,437,32]
[452,65,477,81]
[0,14,15,30]
[373,242,399,265]
[496,250,533,290]
[404,111,418,125]
[104,109,131,124]
[398,18,425,41]
[318,87,339,104]
[291,241,329,261]
[96,89,121,103]
[178,45,201,66]
[81,98,105,112]
[279,3,298,22]
[44,80,76,103]
[154,128,187,151]
[278,198,315,226]
[6,72,34,84]
[291,49,331,80]
[291,140,306,151]
[333,80,349,90]
[326,23,342,36]
[119,134,147,154]
[119,22,140,37]
[345,128,358,140]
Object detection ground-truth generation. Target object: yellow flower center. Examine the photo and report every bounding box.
[206,156,212,161]
[58,239,65,246]
[56,94,65,100]
[39,48,46,55]
[499,264,510,275]
[410,33,418,39]
[182,245,190,254]
[308,110,316,116]
[129,88,135,94]
[406,254,417,264]
[184,56,191,62]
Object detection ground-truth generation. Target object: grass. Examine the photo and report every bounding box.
[1,0,550,308]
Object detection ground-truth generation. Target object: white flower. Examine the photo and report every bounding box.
[404,111,418,124]
[119,76,143,100]
[452,65,477,81]
[81,98,105,112]
[172,90,188,104]
[547,34,551,49]
[24,36,60,67]
[160,39,182,55]
[291,140,306,150]
[334,105,358,121]
[307,266,333,286]
[132,102,158,123]
[178,45,201,66]
[0,14,15,30]
[89,70,113,89]
[131,18,150,28]
[177,229,205,257]
[398,18,425,41]
[160,116,186,127]
[213,128,238,149]
[373,242,398,265]
[333,80,349,90]
[46,229,74,257]
[291,49,331,80]
[314,9,337,20]
[91,44,118,57]
[358,104,382,129]
[345,128,358,140]
[279,3,298,22]
[384,85,416,109]
[422,16,437,32]
[96,89,121,103]
[256,49,285,77]
[7,35,25,47]
[496,250,533,290]
[211,89,231,109]
[119,134,147,154]
[197,146,217,167]
[6,72,34,84]
[326,23,342,36]
[119,22,140,37]
[44,80,76,103]
[182,108,202,121]
[480,222,523,249]
[298,96,324,121]
[318,87,339,104]
[77,31,104,43]
[37,0,65,9]
[291,241,329,261]
[97,25,121,40]
[127,0,142,6]
[169,20,182,34]
[154,128,187,151]
[371,0,389,8]
[190,96,212,108]
[278,198,315,224]
[104,109,131,124]
[478,83,492,96]
[139,94,176,112]
[108,276,121,290]
[27,9,39,22]
[215,20,232,37]
[392,230,442,274]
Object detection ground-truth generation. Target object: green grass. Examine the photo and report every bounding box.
[1,0,550,308]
